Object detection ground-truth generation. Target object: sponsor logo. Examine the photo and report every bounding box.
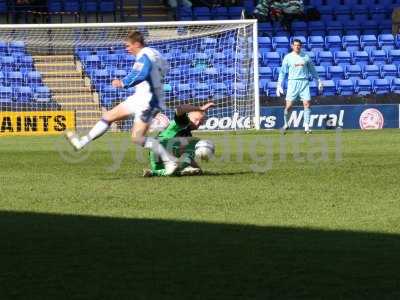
[359,108,384,130]
[199,110,345,130]
[0,111,75,136]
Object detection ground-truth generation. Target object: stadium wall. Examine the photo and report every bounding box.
[199,104,400,130]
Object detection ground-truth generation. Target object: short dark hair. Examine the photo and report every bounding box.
[126,31,145,46]
[292,39,303,45]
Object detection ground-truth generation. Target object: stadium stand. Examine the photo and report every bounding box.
[0,41,54,106]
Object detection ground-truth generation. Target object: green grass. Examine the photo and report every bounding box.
[1,130,400,299]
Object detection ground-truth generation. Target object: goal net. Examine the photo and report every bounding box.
[0,20,259,136]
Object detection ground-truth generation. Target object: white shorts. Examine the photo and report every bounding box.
[119,93,160,124]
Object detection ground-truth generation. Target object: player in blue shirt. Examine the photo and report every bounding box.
[277,39,323,133]
[65,31,178,175]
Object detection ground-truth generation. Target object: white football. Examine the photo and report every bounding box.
[195,140,215,161]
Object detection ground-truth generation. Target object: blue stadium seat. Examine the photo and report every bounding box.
[100,85,118,107]
[262,52,281,67]
[373,78,391,94]
[360,35,378,51]
[77,50,91,60]
[82,0,98,13]
[0,86,12,100]
[344,20,362,36]
[83,55,102,70]
[334,51,352,67]
[308,21,325,36]
[304,51,316,63]
[391,78,400,93]
[26,71,42,86]
[315,65,327,79]
[48,0,62,12]
[1,56,16,71]
[337,79,355,95]
[34,86,51,102]
[272,36,290,52]
[7,71,23,86]
[325,35,342,52]
[99,0,116,13]
[258,37,272,51]
[118,54,135,69]
[362,20,379,35]
[363,65,380,80]
[212,52,227,65]
[203,67,218,82]
[308,35,325,52]
[177,6,192,20]
[14,86,33,102]
[103,54,119,66]
[292,21,308,36]
[259,79,268,95]
[228,6,244,19]
[0,41,7,54]
[355,79,372,95]
[342,35,360,52]
[352,50,370,67]
[328,65,345,81]
[266,81,278,97]
[9,41,25,53]
[0,0,8,13]
[336,14,352,23]
[370,49,388,66]
[326,20,343,35]
[193,7,211,20]
[212,82,228,100]
[273,67,281,81]
[388,49,400,64]
[63,0,80,12]
[309,81,318,96]
[258,23,273,36]
[0,71,4,85]
[352,4,369,17]
[317,51,334,66]
[380,64,398,80]
[211,7,228,20]
[353,14,369,25]
[321,80,336,95]
[379,20,392,34]
[18,56,34,69]
[346,65,363,80]
[177,83,192,101]
[259,67,273,80]
[193,83,210,100]
[378,34,395,51]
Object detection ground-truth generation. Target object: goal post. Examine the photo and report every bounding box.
[0,20,259,135]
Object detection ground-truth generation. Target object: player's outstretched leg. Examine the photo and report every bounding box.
[65,118,110,151]
[65,102,131,151]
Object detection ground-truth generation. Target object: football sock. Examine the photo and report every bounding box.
[143,137,177,163]
[304,108,311,130]
[80,118,110,148]
[284,107,292,127]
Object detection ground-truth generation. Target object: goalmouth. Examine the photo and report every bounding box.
[0,20,259,135]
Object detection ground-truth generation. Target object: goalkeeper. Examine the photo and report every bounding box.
[143,102,215,177]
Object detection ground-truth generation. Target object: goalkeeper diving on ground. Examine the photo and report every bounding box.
[65,30,179,175]
[143,102,215,177]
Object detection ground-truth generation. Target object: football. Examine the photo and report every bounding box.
[195,140,215,161]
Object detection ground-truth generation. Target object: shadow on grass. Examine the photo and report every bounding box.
[1,211,400,299]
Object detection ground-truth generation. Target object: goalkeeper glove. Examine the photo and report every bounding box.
[276,82,284,97]
[318,79,324,93]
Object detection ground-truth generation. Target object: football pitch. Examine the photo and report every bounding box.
[1,130,400,299]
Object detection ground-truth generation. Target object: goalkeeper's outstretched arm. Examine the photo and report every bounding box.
[176,102,215,116]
